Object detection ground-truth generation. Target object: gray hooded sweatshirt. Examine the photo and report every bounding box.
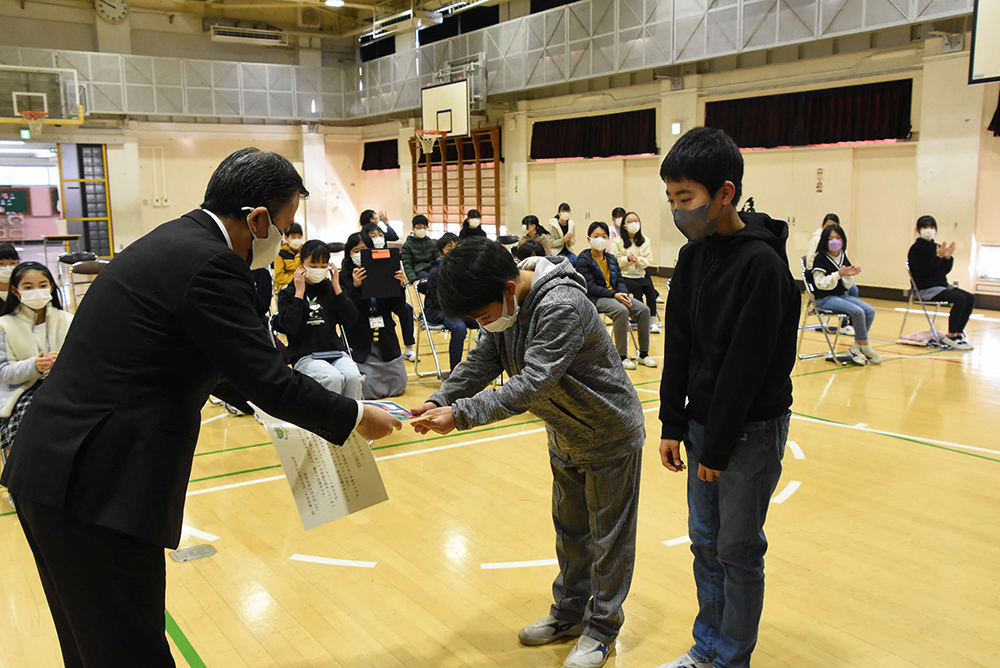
[427,255,645,464]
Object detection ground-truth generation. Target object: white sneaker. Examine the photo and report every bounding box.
[860,344,882,365]
[654,651,712,668]
[403,347,417,362]
[846,344,868,366]
[942,335,973,351]
[839,325,855,337]
[517,615,584,646]
[639,355,658,368]
[622,357,638,370]
[650,322,662,333]
[563,635,612,668]
[656,294,666,303]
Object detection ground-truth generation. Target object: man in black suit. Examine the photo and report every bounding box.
[1,148,402,667]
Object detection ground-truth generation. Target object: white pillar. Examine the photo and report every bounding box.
[301,127,331,241]
[399,124,415,227]
[915,46,985,289]
[657,83,699,271]
[106,138,141,250]
[504,108,529,228]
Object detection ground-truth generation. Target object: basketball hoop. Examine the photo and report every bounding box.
[415,130,447,158]
[20,110,48,137]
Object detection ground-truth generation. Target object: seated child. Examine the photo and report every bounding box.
[401,215,437,283]
[273,240,362,399]
[273,223,304,292]
[516,239,547,261]
[362,222,416,361]
[519,215,553,255]
[610,212,660,333]
[907,215,975,350]
[0,262,74,453]
[411,238,645,668]
[418,233,478,375]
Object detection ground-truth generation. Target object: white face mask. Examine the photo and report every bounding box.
[521,224,530,235]
[288,238,304,250]
[482,288,520,333]
[351,252,363,266]
[590,237,608,252]
[469,218,481,228]
[920,227,936,241]
[0,266,13,283]
[414,228,428,239]
[20,288,52,311]
[305,267,329,284]
[559,212,570,221]
[372,236,386,249]
[625,221,641,235]
[242,207,283,271]
[613,218,623,228]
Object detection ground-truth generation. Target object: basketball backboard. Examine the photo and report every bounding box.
[970,0,1000,84]
[421,79,470,138]
[0,65,84,135]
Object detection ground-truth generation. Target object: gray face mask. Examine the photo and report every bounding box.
[672,193,723,241]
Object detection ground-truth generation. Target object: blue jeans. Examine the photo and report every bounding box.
[558,247,578,266]
[441,317,478,370]
[685,414,788,668]
[293,354,363,400]
[815,294,875,341]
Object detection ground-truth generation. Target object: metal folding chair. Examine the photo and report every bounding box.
[898,261,951,344]
[409,279,446,379]
[600,310,640,359]
[797,256,851,365]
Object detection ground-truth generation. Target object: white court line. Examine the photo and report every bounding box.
[181,524,220,541]
[787,440,805,460]
[200,414,228,426]
[635,388,660,395]
[890,308,1000,323]
[790,415,1000,457]
[481,558,558,570]
[290,554,377,568]
[854,423,868,428]
[662,535,691,547]
[187,474,285,497]
[771,480,801,504]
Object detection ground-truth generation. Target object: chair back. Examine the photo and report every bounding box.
[59,251,97,265]
[412,278,442,330]
[70,260,108,275]
[800,256,820,303]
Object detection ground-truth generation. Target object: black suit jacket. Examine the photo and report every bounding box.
[1,210,359,548]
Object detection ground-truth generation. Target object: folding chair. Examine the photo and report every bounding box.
[408,279,474,380]
[600,310,640,359]
[68,259,109,310]
[898,261,951,345]
[797,256,851,365]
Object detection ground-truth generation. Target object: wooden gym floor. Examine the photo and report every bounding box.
[1,282,999,668]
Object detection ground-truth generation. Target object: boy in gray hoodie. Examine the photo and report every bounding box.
[411,238,645,668]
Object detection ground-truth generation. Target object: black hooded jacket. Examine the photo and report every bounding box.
[659,211,801,470]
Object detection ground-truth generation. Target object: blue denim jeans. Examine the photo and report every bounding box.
[685,413,789,668]
[814,294,875,341]
[440,316,478,370]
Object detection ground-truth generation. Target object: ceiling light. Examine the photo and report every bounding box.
[0,140,26,146]
[325,0,345,7]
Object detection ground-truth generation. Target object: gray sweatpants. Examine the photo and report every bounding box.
[595,296,650,357]
[548,429,642,644]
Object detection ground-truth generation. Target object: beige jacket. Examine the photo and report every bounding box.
[545,217,577,253]
[611,235,653,279]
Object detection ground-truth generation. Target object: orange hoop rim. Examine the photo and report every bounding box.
[415,129,448,136]
[19,111,48,120]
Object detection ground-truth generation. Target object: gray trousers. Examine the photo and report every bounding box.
[548,431,642,644]
[595,296,650,357]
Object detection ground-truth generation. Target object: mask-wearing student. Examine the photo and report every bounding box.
[416,233,478,376]
[410,238,645,668]
[519,215,553,256]
[810,224,880,365]
[460,209,487,239]
[806,213,856,336]
[908,215,975,350]
[656,127,800,668]
[610,207,626,241]
[575,222,655,370]
[273,222,304,292]
[545,202,578,265]
[401,215,437,283]
[0,262,72,454]
[515,239,547,261]
[611,212,660,333]
[360,209,399,242]
[0,242,21,311]
[273,240,362,399]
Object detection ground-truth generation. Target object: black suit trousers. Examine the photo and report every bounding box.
[15,498,175,668]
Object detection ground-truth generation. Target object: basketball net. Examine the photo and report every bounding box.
[416,130,446,158]
[20,111,48,137]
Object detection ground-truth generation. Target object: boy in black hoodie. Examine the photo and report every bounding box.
[655,128,800,668]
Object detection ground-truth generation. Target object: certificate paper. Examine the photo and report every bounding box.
[251,406,389,530]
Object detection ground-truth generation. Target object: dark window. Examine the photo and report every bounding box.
[362,139,400,171]
[530,0,577,13]
[529,108,657,160]
[418,5,499,46]
[360,36,396,63]
[705,79,913,149]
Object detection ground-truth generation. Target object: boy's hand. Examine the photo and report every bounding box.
[615,293,632,307]
[659,439,686,472]
[356,404,403,441]
[411,406,456,435]
[698,464,721,482]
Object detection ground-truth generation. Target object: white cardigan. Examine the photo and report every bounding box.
[545,217,577,253]
[0,305,74,418]
[611,235,653,279]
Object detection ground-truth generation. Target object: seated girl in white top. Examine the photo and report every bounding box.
[0,262,74,452]
[611,212,660,333]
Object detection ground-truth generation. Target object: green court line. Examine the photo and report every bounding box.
[0,510,14,517]
[165,609,207,668]
[194,441,272,457]
[188,464,282,483]
[792,411,1000,464]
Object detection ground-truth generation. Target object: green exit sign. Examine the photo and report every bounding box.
[19,129,31,139]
